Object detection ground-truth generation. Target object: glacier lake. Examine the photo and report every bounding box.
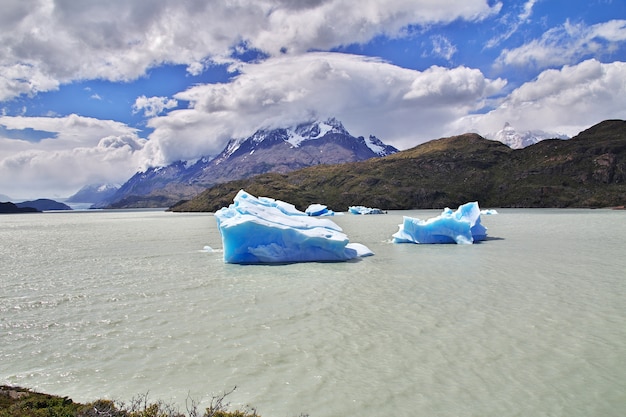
[1,208,625,417]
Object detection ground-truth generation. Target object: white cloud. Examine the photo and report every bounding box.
[141,53,506,166]
[403,66,504,103]
[485,0,538,48]
[0,63,60,101]
[450,59,626,137]
[0,0,501,100]
[430,35,457,61]
[132,96,178,117]
[0,114,137,148]
[495,19,626,70]
[0,114,145,199]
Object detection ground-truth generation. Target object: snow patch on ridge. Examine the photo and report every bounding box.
[287,119,341,147]
[486,122,569,149]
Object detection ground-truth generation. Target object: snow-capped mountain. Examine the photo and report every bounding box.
[215,117,396,163]
[487,122,569,149]
[96,118,398,208]
[66,183,120,204]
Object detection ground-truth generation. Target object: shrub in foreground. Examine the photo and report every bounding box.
[0,386,289,417]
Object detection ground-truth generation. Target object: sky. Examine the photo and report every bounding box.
[1,0,625,200]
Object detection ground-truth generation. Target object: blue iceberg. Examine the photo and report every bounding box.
[214,190,373,264]
[392,202,488,244]
[348,205,385,215]
[305,203,335,216]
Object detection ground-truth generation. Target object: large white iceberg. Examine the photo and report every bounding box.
[392,202,488,244]
[214,190,373,264]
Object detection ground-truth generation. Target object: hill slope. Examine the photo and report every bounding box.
[171,120,626,212]
[16,199,72,211]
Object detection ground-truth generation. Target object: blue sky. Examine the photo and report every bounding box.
[1,0,625,199]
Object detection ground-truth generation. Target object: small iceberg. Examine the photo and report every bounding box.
[348,205,385,215]
[305,203,335,216]
[214,190,373,264]
[392,202,488,244]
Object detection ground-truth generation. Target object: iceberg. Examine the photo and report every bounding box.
[305,203,335,216]
[214,190,373,264]
[392,202,488,245]
[348,205,385,215]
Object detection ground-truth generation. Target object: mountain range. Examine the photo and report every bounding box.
[0,199,72,213]
[96,118,398,208]
[171,119,626,212]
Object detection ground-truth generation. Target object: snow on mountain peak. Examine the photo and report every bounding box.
[286,118,348,147]
[487,123,569,149]
[365,135,395,156]
[215,117,396,161]
[96,183,118,192]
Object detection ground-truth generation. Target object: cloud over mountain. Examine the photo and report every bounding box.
[454,59,626,136]
[0,114,145,198]
[143,53,506,166]
[1,0,625,199]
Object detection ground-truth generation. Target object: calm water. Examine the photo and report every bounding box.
[1,208,625,417]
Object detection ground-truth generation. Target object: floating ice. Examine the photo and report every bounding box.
[348,206,385,215]
[215,190,373,264]
[481,209,499,215]
[392,202,488,244]
[305,203,335,216]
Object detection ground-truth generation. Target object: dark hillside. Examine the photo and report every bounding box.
[170,120,626,212]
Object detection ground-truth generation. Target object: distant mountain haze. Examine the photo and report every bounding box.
[486,122,569,149]
[67,183,120,204]
[15,199,72,211]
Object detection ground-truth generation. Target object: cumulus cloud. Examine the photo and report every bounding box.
[0,0,501,101]
[132,96,178,117]
[495,19,626,70]
[0,114,145,198]
[139,53,506,166]
[403,66,505,103]
[0,63,60,101]
[450,59,626,137]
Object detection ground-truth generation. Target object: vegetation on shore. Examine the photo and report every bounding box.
[0,386,292,417]
[170,120,626,212]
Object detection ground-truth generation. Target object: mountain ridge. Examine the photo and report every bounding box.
[170,119,626,212]
[16,199,72,211]
[67,183,120,204]
[98,118,398,208]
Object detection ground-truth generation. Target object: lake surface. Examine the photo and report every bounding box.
[1,208,625,416]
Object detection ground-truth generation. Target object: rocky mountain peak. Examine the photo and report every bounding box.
[95,117,398,208]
